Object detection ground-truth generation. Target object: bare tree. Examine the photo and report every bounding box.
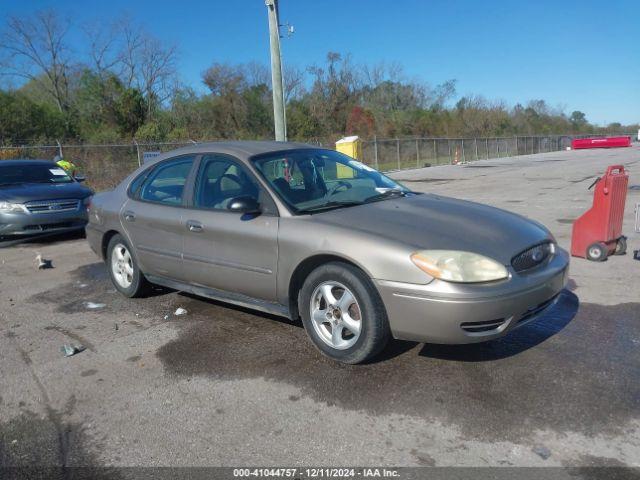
[245,61,270,87]
[83,20,120,79]
[115,17,143,88]
[283,64,305,102]
[114,18,177,117]
[0,10,72,114]
[138,36,177,116]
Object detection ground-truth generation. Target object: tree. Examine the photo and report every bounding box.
[0,90,66,143]
[0,10,73,119]
[570,111,587,131]
[283,64,305,102]
[115,18,177,118]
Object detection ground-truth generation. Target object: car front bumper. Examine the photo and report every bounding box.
[375,248,570,344]
[0,208,88,237]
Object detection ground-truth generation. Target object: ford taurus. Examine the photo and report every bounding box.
[86,142,569,363]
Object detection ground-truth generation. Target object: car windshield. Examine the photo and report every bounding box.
[0,164,73,186]
[252,149,411,214]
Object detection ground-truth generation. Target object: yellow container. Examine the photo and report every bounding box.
[335,136,361,178]
[335,135,361,159]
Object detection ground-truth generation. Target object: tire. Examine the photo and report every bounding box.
[586,242,608,262]
[614,236,627,256]
[106,234,150,297]
[299,261,390,364]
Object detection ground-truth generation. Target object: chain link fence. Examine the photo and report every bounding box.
[0,133,636,191]
[0,141,197,191]
[360,134,636,172]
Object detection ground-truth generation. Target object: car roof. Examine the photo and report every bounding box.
[150,140,320,164]
[0,159,56,167]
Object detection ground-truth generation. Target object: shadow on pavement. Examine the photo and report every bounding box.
[0,230,86,249]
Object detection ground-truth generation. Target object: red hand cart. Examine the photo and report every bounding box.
[571,165,629,261]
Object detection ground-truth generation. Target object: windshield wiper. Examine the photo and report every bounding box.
[364,188,408,203]
[297,200,364,214]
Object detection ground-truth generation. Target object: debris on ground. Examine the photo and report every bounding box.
[35,254,53,270]
[532,445,552,460]
[61,344,86,357]
[84,302,106,310]
[174,307,188,316]
[163,315,169,320]
[634,250,639,260]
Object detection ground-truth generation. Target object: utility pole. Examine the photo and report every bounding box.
[265,0,286,141]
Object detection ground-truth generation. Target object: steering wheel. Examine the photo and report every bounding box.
[325,180,352,198]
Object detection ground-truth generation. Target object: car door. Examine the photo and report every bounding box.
[121,155,196,280]
[181,153,279,301]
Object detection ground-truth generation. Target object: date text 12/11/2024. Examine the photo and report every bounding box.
[233,468,401,478]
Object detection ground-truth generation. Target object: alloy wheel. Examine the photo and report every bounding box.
[309,281,362,350]
[111,243,134,288]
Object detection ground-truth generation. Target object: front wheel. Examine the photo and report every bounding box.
[106,234,149,297]
[299,262,390,364]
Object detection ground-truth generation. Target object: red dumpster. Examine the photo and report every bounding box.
[571,136,631,149]
[571,165,628,261]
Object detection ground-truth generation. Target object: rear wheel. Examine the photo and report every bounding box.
[106,234,149,297]
[586,242,608,262]
[614,236,627,256]
[299,262,390,364]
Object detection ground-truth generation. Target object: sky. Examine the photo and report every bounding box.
[1,0,638,125]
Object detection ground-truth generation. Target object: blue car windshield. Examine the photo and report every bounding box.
[0,164,73,186]
[252,149,411,214]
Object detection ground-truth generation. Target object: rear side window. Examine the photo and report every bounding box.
[128,171,148,198]
[139,157,195,206]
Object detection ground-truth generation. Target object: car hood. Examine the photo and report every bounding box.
[0,182,93,203]
[311,194,552,264]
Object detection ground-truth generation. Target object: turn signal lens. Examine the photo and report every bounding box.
[411,250,509,283]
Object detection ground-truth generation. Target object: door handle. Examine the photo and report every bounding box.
[123,211,136,222]
[186,220,203,232]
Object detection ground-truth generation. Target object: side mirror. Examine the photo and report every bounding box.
[74,175,86,183]
[228,195,261,214]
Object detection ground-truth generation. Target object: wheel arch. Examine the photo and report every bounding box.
[101,230,121,260]
[287,254,375,320]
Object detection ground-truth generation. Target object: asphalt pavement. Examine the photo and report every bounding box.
[1,145,639,473]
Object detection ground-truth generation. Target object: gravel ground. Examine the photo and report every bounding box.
[0,145,639,475]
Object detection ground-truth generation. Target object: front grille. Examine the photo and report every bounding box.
[460,318,508,334]
[25,199,80,214]
[511,242,555,272]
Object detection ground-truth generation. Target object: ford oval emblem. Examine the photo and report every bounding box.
[532,249,543,262]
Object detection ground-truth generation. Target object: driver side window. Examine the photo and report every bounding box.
[195,154,259,210]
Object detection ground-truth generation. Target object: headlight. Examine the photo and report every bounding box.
[0,202,26,213]
[410,250,509,283]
